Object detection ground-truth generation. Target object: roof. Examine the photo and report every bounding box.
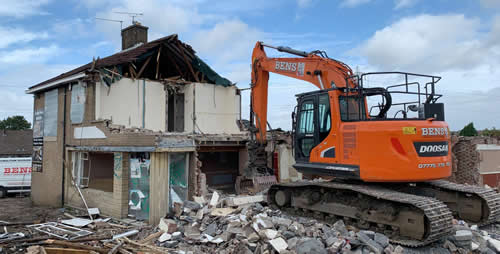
[28,34,232,92]
[0,130,33,156]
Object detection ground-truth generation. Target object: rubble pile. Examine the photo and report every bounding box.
[149,192,500,254]
[1,194,500,253]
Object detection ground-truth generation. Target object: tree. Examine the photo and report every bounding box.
[0,115,31,130]
[482,128,500,137]
[459,122,478,137]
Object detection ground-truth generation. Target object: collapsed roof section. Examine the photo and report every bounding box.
[27,34,232,94]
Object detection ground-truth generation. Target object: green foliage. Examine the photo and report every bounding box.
[482,128,500,137]
[0,115,31,130]
[459,122,478,137]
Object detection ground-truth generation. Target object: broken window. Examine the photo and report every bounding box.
[169,152,188,211]
[44,89,58,137]
[70,82,86,124]
[129,153,150,220]
[199,151,239,192]
[72,151,114,192]
[167,91,184,132]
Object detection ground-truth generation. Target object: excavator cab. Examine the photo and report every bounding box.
[292,72,450,181]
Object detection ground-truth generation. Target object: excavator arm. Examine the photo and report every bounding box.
[250,41,356,142]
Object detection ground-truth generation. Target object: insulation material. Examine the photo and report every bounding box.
[128,154,150,220]
[70,82,85,123]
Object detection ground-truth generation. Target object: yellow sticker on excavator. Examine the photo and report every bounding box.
[402,127,417,134]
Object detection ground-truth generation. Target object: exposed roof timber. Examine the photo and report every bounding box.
[28,34,232,91]
[26,72,86,94]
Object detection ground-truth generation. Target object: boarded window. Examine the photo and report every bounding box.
[44,89,58,137]
[71,83,86,123]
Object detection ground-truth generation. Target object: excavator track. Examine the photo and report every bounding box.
[426,180,500,226]
[268,181,453,247]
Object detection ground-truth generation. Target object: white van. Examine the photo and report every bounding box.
[0,157,31,198]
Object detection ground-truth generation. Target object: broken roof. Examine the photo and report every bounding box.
[28,34,232,93]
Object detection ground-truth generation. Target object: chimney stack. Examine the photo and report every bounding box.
[121,22,148,50]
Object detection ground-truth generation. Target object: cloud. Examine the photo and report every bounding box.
[190,19,265,64]
[394,0,418,9]
[0,27,48,49]
[443,87,500,130]
[0,64,79,122]
[340,0,372,8]
[0,45,60,65]
[358,14,500,73]
[0,0,52,18]
[480,0,500,8]
[297,0,313,8]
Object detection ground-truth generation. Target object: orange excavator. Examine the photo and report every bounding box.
[245,41,500,246]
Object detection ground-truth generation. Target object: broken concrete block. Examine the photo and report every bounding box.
[269,237,288,253]
[374,232,389,248]
[203,222,217,236]
[226,195,265,207]
[209,191,220,207]
[256,217,274,229]
[184,200,202,211]
[455,230,473,241]
[159,232,172,242]
[248,232,260,243]
[210,207,235,217]
[333,220,349,237]
[196,209,204,220]
[295,238,327,254]
[259,229,278,240]
[287,237,299,249]
[171,231,182,240]
[272,216,292,227]
[159,218,177,233]
[487,237,500,252]
[444,240,457,252]
[193,196,206,205]
[356,231,383,254]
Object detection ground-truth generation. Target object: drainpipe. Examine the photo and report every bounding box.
[142,79,146,128]
[192,84,196,133]
[61,85,68,206]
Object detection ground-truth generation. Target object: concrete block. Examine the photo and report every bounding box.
[209,191,220,207]
[356,231,383,254]
[270,237,288,253]
[225,195,265,207]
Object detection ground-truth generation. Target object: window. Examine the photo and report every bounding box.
[72,151,114,192]
[71,82,86,123]
[44,89,58,137]
[339,96,366,121]
[298,100,314,135]
[318,94,331,141]
[297,99,315,157]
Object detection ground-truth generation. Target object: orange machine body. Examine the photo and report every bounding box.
[250,42,451,182]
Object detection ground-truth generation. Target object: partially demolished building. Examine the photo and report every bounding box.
[26,23,250,224]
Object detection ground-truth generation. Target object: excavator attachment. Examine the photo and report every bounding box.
[236,140,277,194]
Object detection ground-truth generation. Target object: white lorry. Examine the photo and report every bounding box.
[0,157,31,198]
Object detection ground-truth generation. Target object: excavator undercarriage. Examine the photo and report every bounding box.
[268,180,500,247]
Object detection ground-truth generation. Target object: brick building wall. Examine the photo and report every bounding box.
[448,135,500,186]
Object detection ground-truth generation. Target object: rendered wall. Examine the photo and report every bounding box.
[95,78,166,131]
[477,146,500,174]
[31,88,66,207]
[184,83,242,134]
